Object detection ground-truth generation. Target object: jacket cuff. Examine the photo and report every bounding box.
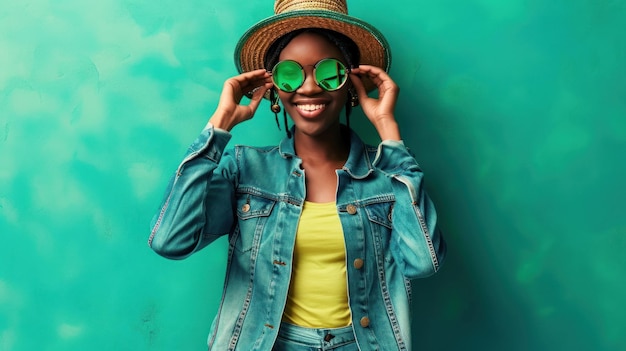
[187,123,232,162]
[372,140,419,173]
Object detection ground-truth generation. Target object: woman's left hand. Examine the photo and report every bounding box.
[350,65,401,141]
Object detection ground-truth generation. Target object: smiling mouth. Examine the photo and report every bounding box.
[297,104,326,112]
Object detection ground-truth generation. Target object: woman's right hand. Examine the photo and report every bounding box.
[208,69,273,131]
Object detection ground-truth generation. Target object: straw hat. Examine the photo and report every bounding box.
[234,0,392,93]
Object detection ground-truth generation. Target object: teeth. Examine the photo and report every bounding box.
[297,104,325,112]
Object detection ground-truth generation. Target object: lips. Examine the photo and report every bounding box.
[297,104,326,112]
[293,102,327,118]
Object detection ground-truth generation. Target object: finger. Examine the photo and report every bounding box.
[353,66,394,95]
[356,65,394,88]
[235,69,271,88]
[242,76,273,98]
[356,64,386,76]
[242,78,272,99]
[229,70,271,91]
[236,68,270,81]
[246,83,272,115]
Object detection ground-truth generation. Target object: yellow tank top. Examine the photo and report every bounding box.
[282,201,352,328]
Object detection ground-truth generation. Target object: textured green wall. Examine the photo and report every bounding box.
[1,0,624,350]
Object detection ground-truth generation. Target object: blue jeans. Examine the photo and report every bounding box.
[272,322,358,351]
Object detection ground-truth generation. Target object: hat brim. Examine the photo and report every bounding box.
[234,10,391,95]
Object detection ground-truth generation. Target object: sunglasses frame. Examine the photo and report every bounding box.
[270,58,351,93]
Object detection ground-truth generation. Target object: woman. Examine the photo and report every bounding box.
[149,1,446,350]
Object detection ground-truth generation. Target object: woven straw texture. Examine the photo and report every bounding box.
[275,0,348,14]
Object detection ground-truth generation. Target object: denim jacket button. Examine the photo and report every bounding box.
[353,258,364,269]
[346,204,357,215]
[242,204,251,212]
[360,316,370,328]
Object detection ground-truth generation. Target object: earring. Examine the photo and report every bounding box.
[349,89,359,107]
[270,88,282,130]
[271,96,281,114]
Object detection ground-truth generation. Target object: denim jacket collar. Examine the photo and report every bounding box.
[278,125,375,179]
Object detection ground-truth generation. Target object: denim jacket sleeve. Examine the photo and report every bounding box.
[148,125,237,259]
[372,140,446,279]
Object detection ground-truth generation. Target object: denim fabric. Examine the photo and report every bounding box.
[149,125,446,351]
[272,322,357,351]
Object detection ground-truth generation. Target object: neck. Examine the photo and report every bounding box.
[293,125,350,165]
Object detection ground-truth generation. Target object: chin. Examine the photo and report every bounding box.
[291,118,342,137]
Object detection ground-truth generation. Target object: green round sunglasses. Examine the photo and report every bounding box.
[270,58,350,93]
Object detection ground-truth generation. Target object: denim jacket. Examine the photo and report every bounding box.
[149,125,446,351]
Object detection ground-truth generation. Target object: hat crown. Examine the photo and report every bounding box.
[274,0,348,15]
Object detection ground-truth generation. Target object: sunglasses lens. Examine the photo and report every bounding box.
[273,60,303,92]
[315,59,348,91]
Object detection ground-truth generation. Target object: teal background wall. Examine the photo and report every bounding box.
[1,0,624,350]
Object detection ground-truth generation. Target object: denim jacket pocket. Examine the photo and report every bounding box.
[234,193,276,253]
[364,200,395,263]
[364,200,394,229]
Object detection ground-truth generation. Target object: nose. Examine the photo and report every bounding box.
[296,68,323,95]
